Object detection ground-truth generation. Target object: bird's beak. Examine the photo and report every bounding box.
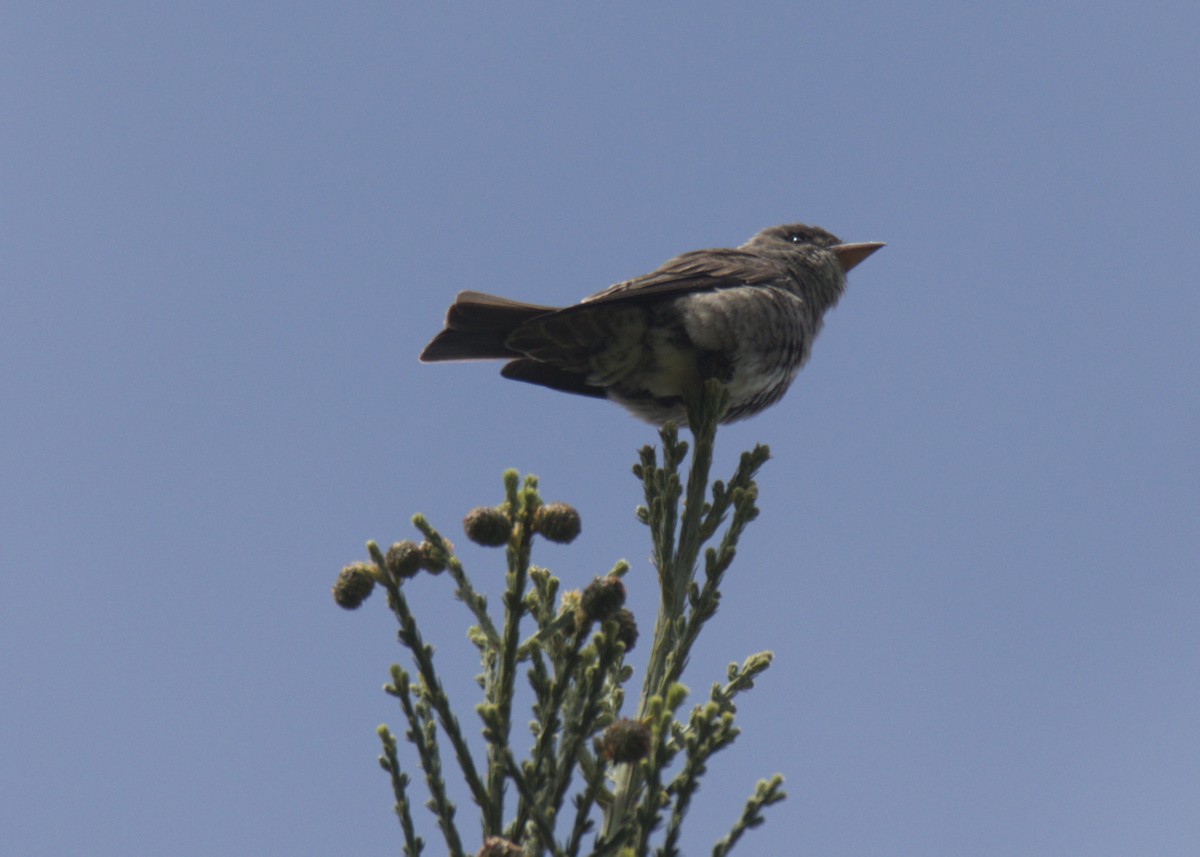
[832,242,886,273]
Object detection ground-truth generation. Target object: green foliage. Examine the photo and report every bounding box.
[335,381,785,856]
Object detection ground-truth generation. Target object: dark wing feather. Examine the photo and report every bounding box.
[502,248,790,376]
[578,248,788,306]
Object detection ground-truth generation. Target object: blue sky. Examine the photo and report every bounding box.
[4,3,1198,855]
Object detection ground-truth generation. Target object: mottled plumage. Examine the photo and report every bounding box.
[420,223,883,424]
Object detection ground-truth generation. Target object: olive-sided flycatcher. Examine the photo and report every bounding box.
[420,223,883,424]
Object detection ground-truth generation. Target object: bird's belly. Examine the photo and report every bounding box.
[682,289,808,390]
[605,288,812,424]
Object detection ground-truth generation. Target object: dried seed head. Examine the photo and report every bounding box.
[580,575,626,624]
[418,540,449,574]
[463,507,511,547]
[533,502,581,543]
[599,718,652,763]
[613,607,639,652]
[332,562,375,609]
[385,540,423,580]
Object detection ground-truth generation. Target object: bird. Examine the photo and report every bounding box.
[419,223,883,425]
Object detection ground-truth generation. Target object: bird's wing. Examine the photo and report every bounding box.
[502,249,789,377]
[578,248,787,306]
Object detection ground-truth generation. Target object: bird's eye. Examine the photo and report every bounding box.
[789,233,803,243]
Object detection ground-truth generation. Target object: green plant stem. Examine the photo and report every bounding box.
[389,671,465,857]
[549,631,622,818]
[377,724,425,857]
[509,631,585,840]
[564,749,608,857]
[601,381,728,844]
[710,775,786,857]
[370,544,490,818]
[411,516,502,648]
[503,750,565,857]
[485,483,536,835]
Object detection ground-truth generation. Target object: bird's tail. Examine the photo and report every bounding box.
[419,291,558,362]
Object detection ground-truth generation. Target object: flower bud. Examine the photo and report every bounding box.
[558,589,582,628]
[463,507,511,547]
[533,502,581,544]
[385,540,423,579]
[477,836,523,857]
[332,562,375,609]
[599,718,652,763]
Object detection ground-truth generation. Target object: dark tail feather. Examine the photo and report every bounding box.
[500,358,607,399]
[419,291,558,362]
